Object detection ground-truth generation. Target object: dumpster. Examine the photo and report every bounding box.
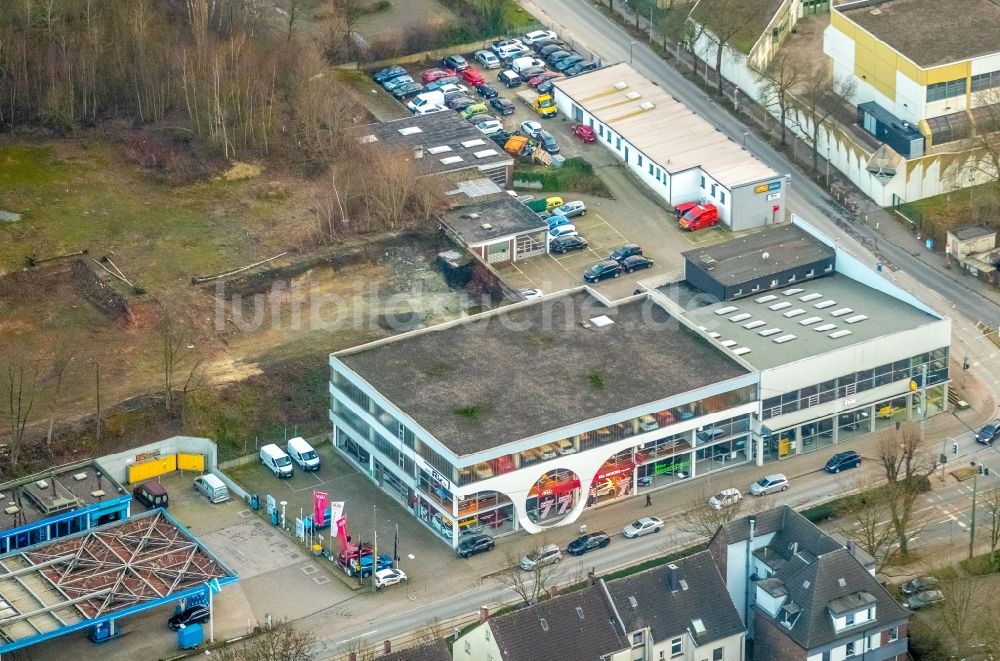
[250,493,260,510]
[270,509,280,525]
[177,623,204,650]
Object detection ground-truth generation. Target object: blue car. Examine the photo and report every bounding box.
[383,75,414,93]
[350,553,394,578]
[824,450,861,473]
[373,65,406,84]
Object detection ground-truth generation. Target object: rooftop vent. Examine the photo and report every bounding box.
[773,334,796,344]
[837,578,847,588]
[359,134,378,143]
[439,156,464,165]
[614,81,629,90]
[576,607,585,619]
[783,309,806,318]
[769,301,791,311]
[414,146,424,159]
[729,313,751,322]
[461,138,486,148]
[480,223,493,230]
[626,90,641,100]
[814,300,836,309]
[783,288,804,296]
[845,315,869,324]
[744,320,766,329]
[4,506,19,515]
[91,489,106,498]
[733,347,752,356]
[628,596,638,609]
[35,480,49,490]
[72,472,88,481]
[708,331,721,338]
[540,618,549,632]
[799,292,822,302]
[814,323,837,332]
[640,101,655,111]
[803,580,811,589]
[829,329,853,339]
[759,328,782,337]
[830,308,854,317]
[799,317,823,325]
[720,339,738,347]
[716,306,738,315]
[397,126,423,136]
[590,315,614,327]
[755,294,778,303]
[427,145,452,154]
[474,149,499,158]
[700,254,717,268]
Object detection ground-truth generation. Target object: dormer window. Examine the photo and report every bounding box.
[632,631,644,647]
[846,612,855,626]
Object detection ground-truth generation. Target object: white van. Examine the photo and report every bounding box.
[511,57,544,74]
[286,437,321,472]
[260,443,294,478]
[194,473,230,503]
[407,91,445,113]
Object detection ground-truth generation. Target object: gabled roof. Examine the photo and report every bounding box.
[489,584,626,661]
[377,639,450,661]
[606,550,744,644]
[713,505,838,555]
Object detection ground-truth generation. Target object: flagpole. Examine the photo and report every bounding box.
[371,504,377,594]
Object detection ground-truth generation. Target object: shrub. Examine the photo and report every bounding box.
[514,158,611,197]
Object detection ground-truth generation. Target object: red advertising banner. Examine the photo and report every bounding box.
[335,515,349,551]
[314,491,328,527]
[595,461,635,482]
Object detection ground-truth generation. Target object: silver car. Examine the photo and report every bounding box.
[552,201,587,218]
[623,516,663,538]
[520,544,562,570]
[749,473,789,496]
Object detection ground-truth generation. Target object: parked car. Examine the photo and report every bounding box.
[350,553,393,578]
[548,215,573,230]
[566,60,598,76]
[425,75,460,91]
[553,201,587,218]
[491,38,523,55]
[511,57,546,75]
[749,473,789,496]
[537,130,559,154]
[572,124,597,143]
[490,97,516,115]
[530,38,562,53]
[436,83,468,96]
[457,534,495,558]
[709,487,743,510]
[977,420,1000,445]
[902,576,940,596]
[548,224,578,239]
[621,254,654,273]
[498,70,522,88]
[522,29,558,45]
[623,516,663,538]
[610,244,643,263]
[412,103,445,116]
[549,234,588,254]
[584,260,623,283]
[460,103,489,120]
[133,481,169,509]
[421,68,455,83]
[372,65,406,84]
[537,79,558,94]
[529,71,563,87]
[520,543,562,570]
[520,120,543,139]
[442,54,468,71]
[557,438,577,454]
[460,68,485,86]
[673,200,702,218]
[567,531,611,556]
[518,66,547,80]
[475,119,504,136]
[382,74,414,92]
[678,203,720,231]
[194,474,230,503]
[907,589,945,610]
[374,568,407,589]
[447,95,478,110]
[824,450,862,473]
[475,83,499,99]
[475,49,501,69]
[496,43,530,61]
[555,54,584,72]
[520,288,544,300]
[391,82,425,100]
[168,604,210,631]
[546,49,573,65]
[538,43,566,58]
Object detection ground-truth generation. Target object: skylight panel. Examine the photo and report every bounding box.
[729,313,751,322]
[759,328,782,337]
[814,300,836,309]
[845,315,868,324]
[716,306,738,315]
[769,301,792,311]
[799,293,822,302]
[743,320,766,329]
[773,334,796,344]
[830,308,854,317]
[755,294,777,303]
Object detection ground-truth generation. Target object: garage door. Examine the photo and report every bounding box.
[128,455,177,483]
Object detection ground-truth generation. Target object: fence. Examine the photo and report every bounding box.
[218,433,331,471]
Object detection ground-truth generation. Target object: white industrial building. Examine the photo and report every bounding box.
[551,63,788,230]
[328,219,950,547]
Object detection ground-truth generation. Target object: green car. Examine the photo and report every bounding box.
[459,102,488,120]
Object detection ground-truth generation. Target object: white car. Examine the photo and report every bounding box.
[520,120,543,139]
[497,43,530,60]
[437,83,469,96]
[412,104,447,116]
[522,29,558,45]
[548,224,578,239]
[623,516,663,538]
[520,288,544,300]
[475,49,501,69]
[708,488,743,510]
[374,568,407,588]
[476,119,504,136]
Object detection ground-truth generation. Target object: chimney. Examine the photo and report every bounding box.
[665,564,681,592]
[383,641,391,654]
[790,541,799,556]
[847,540,855,555]
[479,606,490,623]
[349,654,357,661]
[414,146,424,159]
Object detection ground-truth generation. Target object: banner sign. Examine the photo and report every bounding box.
[314,492,328,527]
[335,516,349,551]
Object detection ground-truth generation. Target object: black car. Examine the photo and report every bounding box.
[373,65,406,84]
[621,254,654,273]
[168,604,210,631]
[391,82,424,100]
[447,96,478,111]
[537,80,557,94]
[457,534,495,558]
[476,83,499,99]
[490,130,513,146]
[977,420,1000,445]
[490,98,516,115]
[532,39,564,53]
[824,450,861,473]
[555,55,584,72]
[610,244,643,263]
[538,43,566,57]
[519,66,547,80]
[441,54,469,71]
[584,260,623,283]
[566,61,598,77]
[567,531,611,556]
[537,130,559,154]
[549,235,588,254]
[546,50,573,65]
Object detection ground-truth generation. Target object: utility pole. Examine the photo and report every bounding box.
[970,462,979,560]
[372,504,378,593]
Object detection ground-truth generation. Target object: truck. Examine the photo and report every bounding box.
[524,196,565,213]
[516,90,557,118]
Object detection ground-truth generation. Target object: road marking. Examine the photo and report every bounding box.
[334,629,378,645]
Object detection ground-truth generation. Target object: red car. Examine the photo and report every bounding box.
[528,71,563,88]
[460,68,486,86]
[673,200,700,219]
[421,68,455,84]
[571,124,597,143]
[678,204,720,231]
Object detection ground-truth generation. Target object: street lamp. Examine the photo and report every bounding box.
[826,143,831,188]
[629,40,639,64]
[962,327,1000,390]
[970,461,980,560]
[742,131,749,148]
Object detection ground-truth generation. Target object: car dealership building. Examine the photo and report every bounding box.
[329,219,951,547]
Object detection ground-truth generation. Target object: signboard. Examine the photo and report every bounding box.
[330,501,345,522]
[755,181,783,194]
[595,461,635,481]
[134,449,161,463]
[266,495,276,515]
[767,192,780,201]
[295,517,305,541]
[755,183,768,193]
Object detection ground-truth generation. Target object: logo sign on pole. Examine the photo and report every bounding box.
[314,492,328,527]
[329,501,345,523]
[266,495,276,515]
[335,516,350,551]
[295,518,305,541]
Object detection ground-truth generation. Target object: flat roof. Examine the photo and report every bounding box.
[0,510,236,653]
[838,0,1000,67]
[442,195,548,245]
[359,111,512,178]
[336,290,750,455]
[669,273,940,369]
[951,225,994,241]
[682,224,835,288]
[553,63,778,189]
[0,462,126,531]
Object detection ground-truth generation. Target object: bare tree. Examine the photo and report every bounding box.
[681,486,763,541]
[790,65,856,171]
[159,314,189,413]
[836,475,900,573]
[2,356,38,472]
[494,545,559,606]
[211,618,317,661]
[689,0,760,95]
[875,423,934,556]
[756,48,808,147]
[45,343,74,449]
[939,578,982,658]
[179,357,207,431]
[962,87,1000,192]
[982,486,1000,554]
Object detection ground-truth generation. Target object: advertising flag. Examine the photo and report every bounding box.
[335,515,349,551]
[314,491,328,527]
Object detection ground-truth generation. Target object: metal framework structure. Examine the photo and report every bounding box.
[0,509,236,653]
